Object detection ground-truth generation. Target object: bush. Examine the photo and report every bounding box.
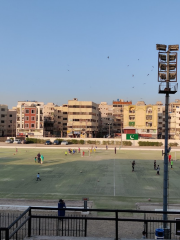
[26,138,47,144]
[122,141,132,146]
[169,142,178,147]
[71,139,78,144]
[87,140,96,144]
[138,141,163,146]
[79,140,85,144]
[55,138,64,143]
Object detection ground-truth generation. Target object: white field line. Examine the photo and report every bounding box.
[0,146,176,151]
[114,159,116,197]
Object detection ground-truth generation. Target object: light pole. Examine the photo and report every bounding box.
[156,44,179,230]
[108,123,111,137]
[121,120,123,148]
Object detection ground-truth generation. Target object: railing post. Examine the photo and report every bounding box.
[5,228,9,240]
[84,216,87,237]
[115,211,118,240]
[28,208,31,237]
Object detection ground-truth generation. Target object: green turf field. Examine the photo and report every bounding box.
[0,148,180,209]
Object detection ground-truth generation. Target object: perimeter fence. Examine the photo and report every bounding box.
[0,207,180,240]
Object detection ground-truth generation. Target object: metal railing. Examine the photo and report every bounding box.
[1,207,180,239]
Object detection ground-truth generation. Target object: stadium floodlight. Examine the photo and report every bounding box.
[169,73,176,80]
[169,64,176,71]
[156,43,179,228]
[169,54,176,61]
[168,45,179,51]
[159,73,166,80]
[159,63,167,71]
[156,44,167,51]
[159,54,166,61]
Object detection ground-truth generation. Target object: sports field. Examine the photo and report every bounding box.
[0,147,180,209]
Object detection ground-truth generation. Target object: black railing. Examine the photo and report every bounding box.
[1,207,180,239]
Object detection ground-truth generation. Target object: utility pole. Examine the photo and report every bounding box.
[108,123,111,137]
[156,44,179,232]
[121,120,123,148]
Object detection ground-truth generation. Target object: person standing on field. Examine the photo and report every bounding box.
[41,154,44,164]
[154,160,156,170]
[171,159,173,168]
[156,165,160,175]
[169,154,171,163]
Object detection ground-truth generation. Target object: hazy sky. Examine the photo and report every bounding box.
[1,0,180,108]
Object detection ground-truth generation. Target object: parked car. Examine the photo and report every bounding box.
[61,141,68,145]
[5,139,13,143]
[45,140,52,145]
[21,140,27,144]
[13,139,21,144]
[53,140,60,145]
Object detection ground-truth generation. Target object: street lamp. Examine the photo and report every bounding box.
[156,44,179,230]
[108,123,111,137]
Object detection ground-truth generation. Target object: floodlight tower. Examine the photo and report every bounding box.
[156,44,179,229]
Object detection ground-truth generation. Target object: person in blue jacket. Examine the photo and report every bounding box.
[58,199,66,218]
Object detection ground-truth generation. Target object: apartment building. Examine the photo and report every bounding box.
[6,108,17,137]
[54,104,68,137]
[98,102,113,137]
[67,98,99,138]
[112,99,132,134]
[124,102,158,138]
[16,101,44,137]
[44,103,56,136]
[0,105,8,136]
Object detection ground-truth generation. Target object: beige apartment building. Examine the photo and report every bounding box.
[98,102,113,137]
[113,99,132,135]
[67,98,99,138]
[0,105,8,136]
[44,102,56,136]
[7,108,17,137]
[54,104,68,137]
[124,102,158,138]
[16,101,44,137]
[0,105,17,137]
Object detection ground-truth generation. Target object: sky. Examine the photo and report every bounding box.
[1,0,180,108]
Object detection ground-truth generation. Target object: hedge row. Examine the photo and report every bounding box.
[138,141,163,146]
[169,142,179,147]
[26,138,47,144]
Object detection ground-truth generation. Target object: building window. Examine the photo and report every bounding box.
[63,112,67,114]
[25,110,29,114]
[25,124,29,128]
[63,118,67,120]
[25,116,29,121]
[146,115,152,120]
[31,124,35,128]
[8,125,11,128]
[63,123,67,125]
[58,122,61,124]
[1,108,5,111]
[31,116,35,121]
[58,116,61,119]
[9,114,12,117]
[10,120,12,123]
[1,114,5,118]
[31,109,35,114]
